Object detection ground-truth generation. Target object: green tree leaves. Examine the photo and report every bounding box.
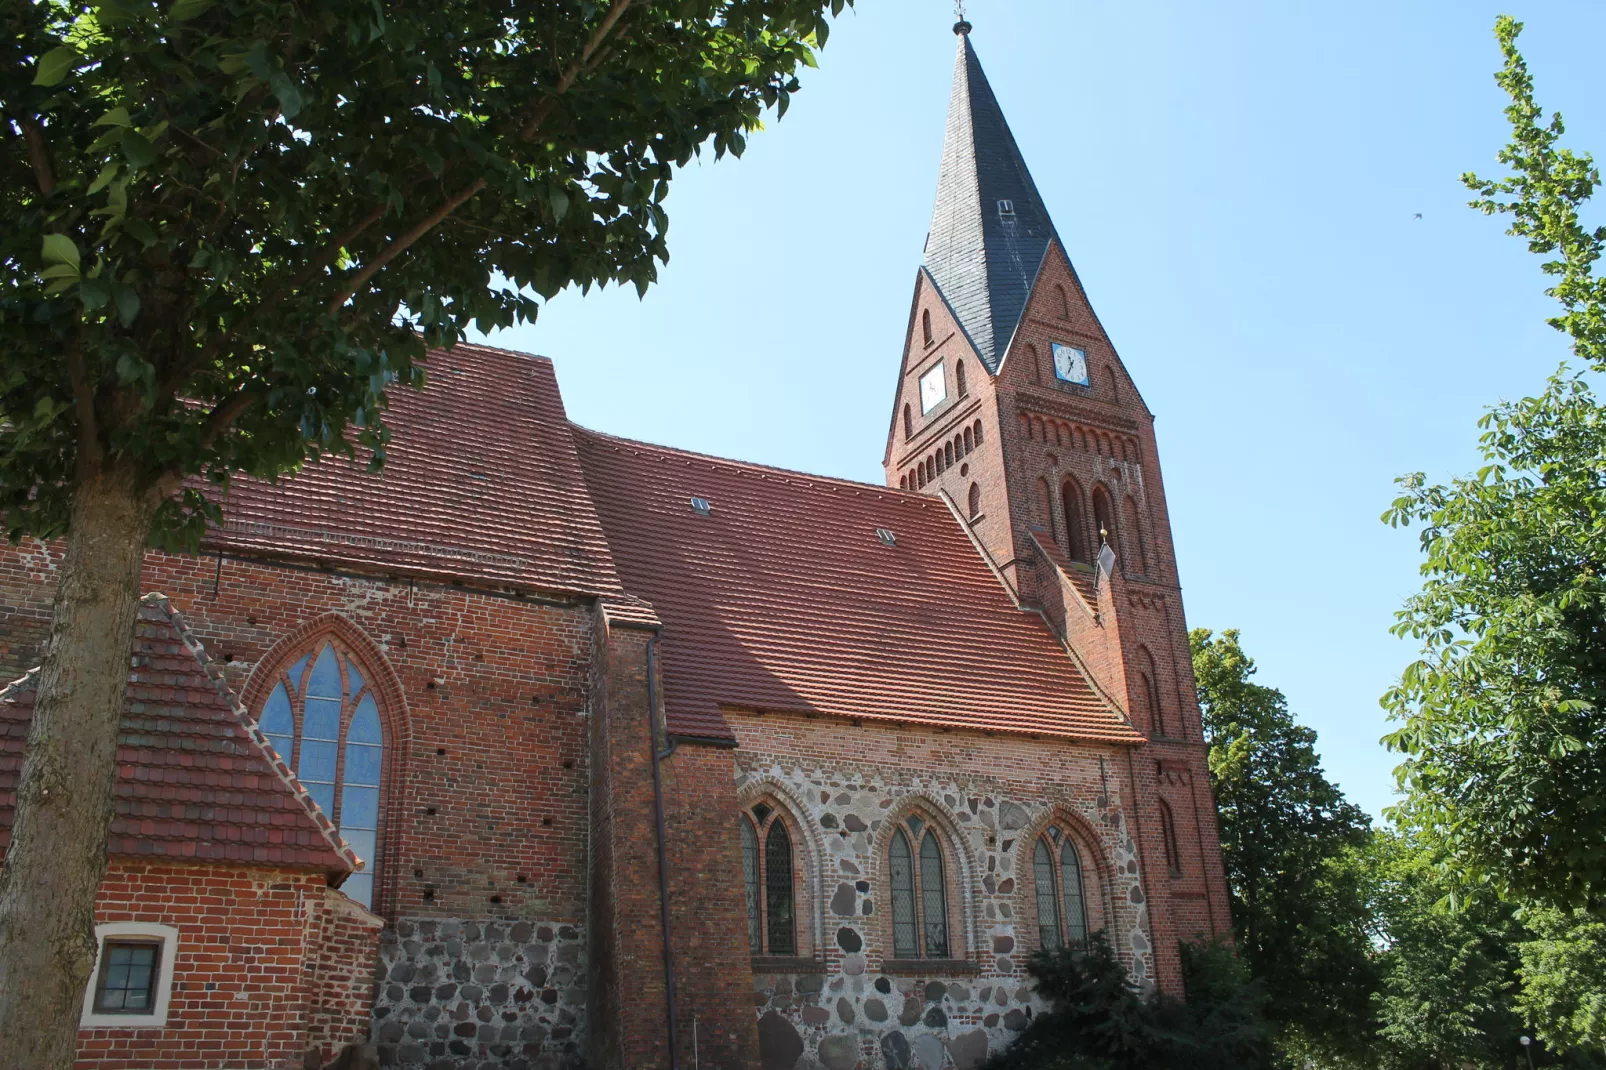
[1383,16,1606,914]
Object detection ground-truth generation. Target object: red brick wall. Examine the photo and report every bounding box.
[305,887,387,1063]
[79,861,379,1070]
[0,544,596,926]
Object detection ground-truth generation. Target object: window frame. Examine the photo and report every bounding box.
[740,801,800,958]
[1029,822,1099,953]
[256,638,385,909]
[886,812,954,961]
[80,923,179,1028]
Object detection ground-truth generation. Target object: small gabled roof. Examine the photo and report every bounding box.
[572,426,1141,746]
[924,30,1063,373]
[0,596,358,876]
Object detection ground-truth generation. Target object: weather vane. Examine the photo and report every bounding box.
[953,0,971,34]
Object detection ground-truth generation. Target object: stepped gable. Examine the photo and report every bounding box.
[572,426,1142,746]
[0,596,357,875]
[207,341,622,597]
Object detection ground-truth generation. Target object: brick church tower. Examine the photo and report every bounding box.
[885,23,1230,954]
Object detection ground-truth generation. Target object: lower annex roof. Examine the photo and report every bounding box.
[572,426,1142,746]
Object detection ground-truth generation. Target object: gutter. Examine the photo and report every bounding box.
[646,634,682,1070]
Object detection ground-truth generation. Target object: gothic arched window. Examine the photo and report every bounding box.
[922,309,934,347]
[1092,485,1116,555]
[1033,825,1089,950]
[973,419,983,446]
[1061,477,1088,563]
[888,813,949,959]
[258,641,385,908]
[740,802,796,956]
[956,360,967,397]
[903,404,913,441]
[968,483,982,519]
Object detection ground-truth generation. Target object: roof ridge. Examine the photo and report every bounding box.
[570,423,936,504]
[138,593,361,877]
[425,339,553,364]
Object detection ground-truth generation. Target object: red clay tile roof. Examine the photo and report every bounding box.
[205,342,621,597]
[572,428,1142,745]
[0,596,357,875]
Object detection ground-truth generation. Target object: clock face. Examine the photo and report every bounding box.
[919,362,947,414]
[1052,342,1088,386]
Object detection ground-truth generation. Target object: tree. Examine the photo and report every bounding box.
[0,0,849,1064]
[1190,628,1379,1062]
[1518,907,1606,1056]
[977,934,1273,1070]
[1382,15,1606,912]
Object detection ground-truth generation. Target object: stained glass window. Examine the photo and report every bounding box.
[743,801,798,956]
[257,641,385,908]
[889,815,950,959]
[765,821,795,955]
[1034,837,1062,951]
[889,829,918,958]
[741,818,761,952]
[1060,840,1088,946]
[1036,829,1091,950]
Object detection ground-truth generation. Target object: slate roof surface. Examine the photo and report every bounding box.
[572,426,1141,745]
[924,32,1062,372]
[206,342,621,597]
[0,597,357,875]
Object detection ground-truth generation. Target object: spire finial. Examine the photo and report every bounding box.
[953,0,970,35]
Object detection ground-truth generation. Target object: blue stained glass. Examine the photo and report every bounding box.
[299,739,338,783]
[260,684,292,736]
[307,644,341,700]
[347,663,366,698]
[345,743,381,786]
[342,827,376,861]
[343,872,374,909]
[307,781,335,815]
[289,654,310,691]
[348,695,381,745]
[303,697,340,741]
[341,785,379,828]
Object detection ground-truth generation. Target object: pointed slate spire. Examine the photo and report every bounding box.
[923,28,1060,372]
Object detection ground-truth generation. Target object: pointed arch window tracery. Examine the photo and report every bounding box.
[257,640,385,908]
[740,801,797,956]
[888,812,950,959]
[1033,824,1089,951]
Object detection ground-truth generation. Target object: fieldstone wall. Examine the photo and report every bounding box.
[732,715,1155,1070]
[372,917,586,1070]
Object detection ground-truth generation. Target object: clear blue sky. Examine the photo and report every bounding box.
[479,1,1606,818]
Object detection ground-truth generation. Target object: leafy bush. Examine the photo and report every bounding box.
[979,934,1273,1070]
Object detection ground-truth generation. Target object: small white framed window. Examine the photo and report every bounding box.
[919,362,947,415]
[81,922,179,1028]
[997,199,1015,218]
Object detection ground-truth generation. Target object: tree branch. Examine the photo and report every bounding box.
[326,178,487,313]
[65,335,100,478]
[519,0,636,141]
[19,115,56,196]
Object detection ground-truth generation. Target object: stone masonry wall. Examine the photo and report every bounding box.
[731,712,1153,1070]
[372,917,586,1070]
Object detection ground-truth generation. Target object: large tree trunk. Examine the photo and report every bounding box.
[0,467,156,1070]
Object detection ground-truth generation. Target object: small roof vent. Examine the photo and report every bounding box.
[690,496,712,516]
[875,528,897,547]
[996,199,1015,218]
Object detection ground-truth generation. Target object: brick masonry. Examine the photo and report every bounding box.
[79,861,382,1070]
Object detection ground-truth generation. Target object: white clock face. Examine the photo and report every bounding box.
[1052,342,1088,386]
[919,362,947,414]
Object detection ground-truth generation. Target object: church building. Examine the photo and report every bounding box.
[0,24,1229,1070]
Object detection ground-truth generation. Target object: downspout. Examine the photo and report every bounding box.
[646,634,682,1070]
